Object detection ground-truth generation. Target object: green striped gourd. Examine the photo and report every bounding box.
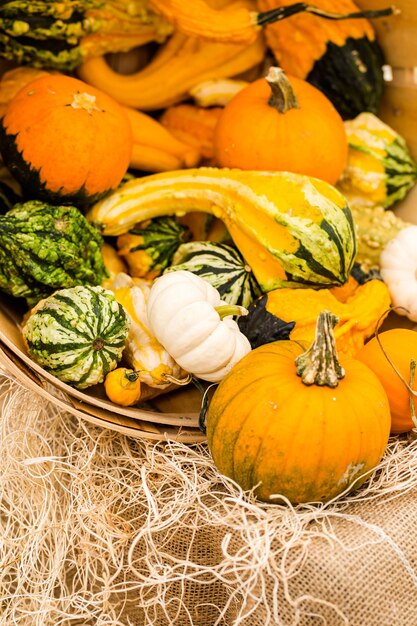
[165,241,262,308]
[87,168,357,292]
[116,216,191,279]
[22,285,130,389]
[337,113,417,209]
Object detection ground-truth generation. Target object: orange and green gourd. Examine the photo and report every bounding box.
[257,0,392,119]
[0,74,133,207]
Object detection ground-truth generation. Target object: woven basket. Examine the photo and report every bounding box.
[0,0,416,440]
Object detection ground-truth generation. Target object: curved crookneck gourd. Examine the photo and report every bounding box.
[77,28,266,110]
[149,0,394,44]
[87,168,357,292]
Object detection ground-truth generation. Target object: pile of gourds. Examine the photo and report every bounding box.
[1,0,417,506]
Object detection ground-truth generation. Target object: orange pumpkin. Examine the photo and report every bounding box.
[206,310,390,504]
[213,66,348,185]
[357,328,417,434]
[104,368,143,407]
[0,74,133,207]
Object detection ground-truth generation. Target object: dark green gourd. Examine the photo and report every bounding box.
[0,200,107,305]
[0,0,171,70]
[22,285,130,389]
[164,241,262,307]
[117,216,192,279]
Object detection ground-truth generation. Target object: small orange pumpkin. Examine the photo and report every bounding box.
[206,310,390,504]
[357,328,417,434]
[213,66,348,185]
[0,74,133,207]
[104,368,142,407]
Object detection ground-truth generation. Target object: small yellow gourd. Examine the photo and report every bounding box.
[101,242,128,289]
[104,368,142,406]
[109,272,185,388]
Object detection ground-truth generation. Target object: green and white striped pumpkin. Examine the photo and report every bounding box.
[165,241,262,307]
[338,112,417,209]
[22,285,130,389]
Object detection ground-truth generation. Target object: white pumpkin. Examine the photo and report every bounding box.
[380,225,417,322]
[147,270,251,382]
[110,272,184,388]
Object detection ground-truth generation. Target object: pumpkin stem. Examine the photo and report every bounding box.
[266,67,299,113]
[295,310,345,387]
[256,3,397,27]
[215,304,248,319]
[191,377,217,434]
[124,370,141,383]
[71,91,102,114]
[92,338,105,351]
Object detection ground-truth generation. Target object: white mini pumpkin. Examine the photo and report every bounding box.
[380,225,417,322]
[147,270,251,382]
[110,272,184,388]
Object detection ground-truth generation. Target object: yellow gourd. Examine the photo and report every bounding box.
[160,104,222,161]
[87,167,357,293]
[267,278,391,356]
[77,28,266,110]
[104,368,143,406]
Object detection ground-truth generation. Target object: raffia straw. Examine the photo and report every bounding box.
[1,368,417,625]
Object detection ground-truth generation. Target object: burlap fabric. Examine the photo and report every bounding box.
[1,369,417,626]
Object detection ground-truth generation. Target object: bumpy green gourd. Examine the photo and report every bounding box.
[0,0,171,70]
[351,204,409,269]
[0,200,107,305]
[165,240,262,307]
[22,285,130,389]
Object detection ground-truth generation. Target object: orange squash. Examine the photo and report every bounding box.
[0,74,133,207]
[160,104,223,161]
[213,66,348,185]
[104,368,143,407]
[206,310,391,503]
[357,328,417,434]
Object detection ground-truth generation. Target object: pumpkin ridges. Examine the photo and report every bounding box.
[357,329,417,434]
[207,345,301,448]
[208,378,281,480]
[206,313,391,503]
[230,365,388,501]
[213,68,347,184]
